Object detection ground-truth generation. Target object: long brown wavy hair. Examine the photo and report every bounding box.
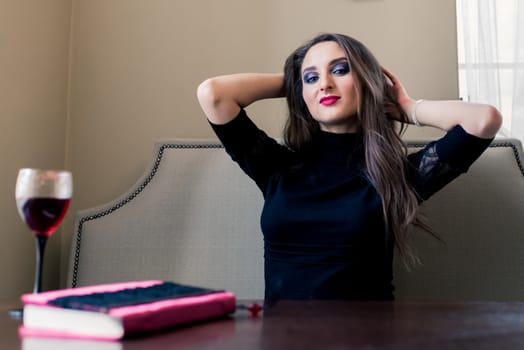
[283,33,432,266]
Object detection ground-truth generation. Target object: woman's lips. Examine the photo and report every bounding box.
[319,96,340,106]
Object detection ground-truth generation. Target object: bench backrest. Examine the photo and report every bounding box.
[68,138,524,300]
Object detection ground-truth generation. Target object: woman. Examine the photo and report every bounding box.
[197,33,501,301]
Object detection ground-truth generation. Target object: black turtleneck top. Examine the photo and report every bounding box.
[210,109,492,301]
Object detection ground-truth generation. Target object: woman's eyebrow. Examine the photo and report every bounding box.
[330,57,349,66]
[302,57,348,74]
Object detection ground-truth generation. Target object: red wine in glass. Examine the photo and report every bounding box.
[15,169,73,296]
[16,198,70,237]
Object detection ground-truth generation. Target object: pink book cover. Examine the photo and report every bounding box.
[19,280,236,341]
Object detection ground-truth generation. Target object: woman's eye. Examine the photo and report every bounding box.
[303,73,319,84]
[332,63,349,75]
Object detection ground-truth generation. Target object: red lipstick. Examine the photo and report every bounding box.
[319,96,340,106]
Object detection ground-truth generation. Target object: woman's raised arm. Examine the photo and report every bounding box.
[197,73,284,125]
[382,67,502,139]
[405,99,502,139]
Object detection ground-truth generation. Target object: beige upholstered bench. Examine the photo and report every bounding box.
[67,138,524,301]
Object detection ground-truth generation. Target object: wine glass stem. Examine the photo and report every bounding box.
[33,235,48,294]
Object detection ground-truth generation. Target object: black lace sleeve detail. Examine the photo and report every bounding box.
[408,125,493,201]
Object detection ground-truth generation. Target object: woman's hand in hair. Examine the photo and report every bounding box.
[382,67,414,116]
[381,66,414,124]
[381,67,502,137]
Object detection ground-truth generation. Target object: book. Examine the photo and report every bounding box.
[22,336,122,350]
[19,280,236,341]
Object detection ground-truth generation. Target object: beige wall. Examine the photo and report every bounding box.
[0,0,72,298]
[0,0,458,297]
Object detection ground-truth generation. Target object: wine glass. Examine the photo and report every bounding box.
[15,168,72,294]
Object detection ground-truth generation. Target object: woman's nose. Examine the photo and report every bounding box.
[319,75,333,92]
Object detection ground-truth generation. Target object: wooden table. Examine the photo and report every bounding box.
[3,299,524,349]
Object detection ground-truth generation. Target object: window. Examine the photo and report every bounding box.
[456,0,523,139]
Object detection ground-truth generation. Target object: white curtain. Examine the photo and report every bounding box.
[458,0,524,140]
[513,0,524,139]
